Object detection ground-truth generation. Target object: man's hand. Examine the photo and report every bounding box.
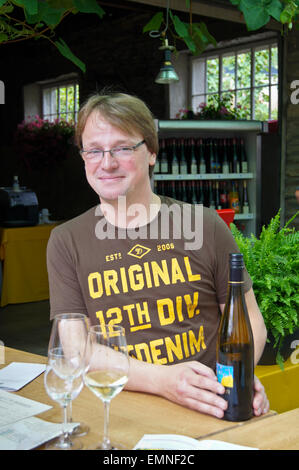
[253,375,269,416]
[157,361,228,419]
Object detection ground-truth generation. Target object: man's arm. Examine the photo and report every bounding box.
[219,287,267,366]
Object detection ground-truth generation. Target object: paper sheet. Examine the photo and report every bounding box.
[0,389,51,428]
[0,362,46,391]
[133,434,258,450]
[0,416,79,450]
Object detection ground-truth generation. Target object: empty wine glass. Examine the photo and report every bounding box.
[48,313,89,437]
[84,324,129,450]
[44,348,84,450]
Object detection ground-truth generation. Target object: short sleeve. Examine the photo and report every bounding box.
[47,227,87,320]
[212,213,252,304]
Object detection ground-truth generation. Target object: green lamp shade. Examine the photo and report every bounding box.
[155,49,179,84]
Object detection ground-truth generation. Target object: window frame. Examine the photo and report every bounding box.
[41,77,80,123]
[191,34,279,121]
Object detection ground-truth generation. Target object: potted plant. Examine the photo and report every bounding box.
[230,209,299,369]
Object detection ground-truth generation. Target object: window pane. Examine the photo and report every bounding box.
[67,86,74,112]
[207,93,219,106]
[237,51,251,89]
[222,54,235,91]
[192,94,206,113]
[254,86,269,120]
[206,57,219,93]
[271,46,278,84]
[254,48,270,86]
[236,89,251,119]
[59,87,67,115]
[192,59,205,95]
[270,84,278,119]
[221,91,236,110]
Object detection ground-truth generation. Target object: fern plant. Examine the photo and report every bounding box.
[231,209,299,368]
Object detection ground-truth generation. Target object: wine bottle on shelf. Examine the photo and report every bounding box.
[216,253,254,422]
[160,139,169,174]
[242,180,249,214]
[197,180,205,205]
[222,139,230,174]
[180,139,188,175]
[220,181,229,209]
[229,181,240,213]
[171,139,179,175]
[214,139,221,173]
[181,180,188,202]
[209,140,216,173]
[240,139,248,173]
[198,139,206,174]
[215,181,222,210]
[191,180,197,204]
[169,180,176,199]
[232,138,240,173]
[190,138,198,175]
[208,180,216,210]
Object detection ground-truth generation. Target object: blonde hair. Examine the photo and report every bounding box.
[75,92,159,177]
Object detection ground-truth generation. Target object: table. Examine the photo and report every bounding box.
[2,347,277,450]
[198,407,299,450]
[0,224,57,307]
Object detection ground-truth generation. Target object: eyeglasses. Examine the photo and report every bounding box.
[80,140,145,163]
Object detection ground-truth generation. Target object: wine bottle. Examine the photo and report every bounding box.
[240,139,248,173]
[12,175,20,191]
[215,181,222,210]
[242,180,249,214]
[209,140,216,173]
[190,138,198,175]
[232,138,240,173]
[216,253,254,422]
[220,181,229,209]
[229,181,240,214]
[214,139,221,173]
[160,139,169,174]
[191,180,197,204]
[181,180,188,202]
[197,180,205,205]
[171,139,179,175]
[208,180,215,209]
[180,139,188,174]
[222,139,230,174]
[198,139,206,174]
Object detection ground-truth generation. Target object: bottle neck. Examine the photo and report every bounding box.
[229,267,244,283]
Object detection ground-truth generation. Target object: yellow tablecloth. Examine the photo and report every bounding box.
[0,224,58,307]
[256,356,299,414]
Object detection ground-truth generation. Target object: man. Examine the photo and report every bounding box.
[47,92,269,419]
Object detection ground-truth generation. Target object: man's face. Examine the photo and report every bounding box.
[81,111,156,204]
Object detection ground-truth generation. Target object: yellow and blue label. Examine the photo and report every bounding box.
[216,363,234,388]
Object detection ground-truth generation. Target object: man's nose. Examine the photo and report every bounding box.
[100,151,119,170]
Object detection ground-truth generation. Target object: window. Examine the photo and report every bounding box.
[191,37,278,121]
[42,81,79,123]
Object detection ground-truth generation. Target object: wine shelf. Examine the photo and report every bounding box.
[154,173,253,181]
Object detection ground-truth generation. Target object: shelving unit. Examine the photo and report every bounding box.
[154,119,268,236]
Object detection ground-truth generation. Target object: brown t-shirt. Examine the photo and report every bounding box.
[47,196,252,370]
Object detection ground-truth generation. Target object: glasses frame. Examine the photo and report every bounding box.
[80,139,146,162]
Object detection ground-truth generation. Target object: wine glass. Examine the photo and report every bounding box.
[48,313,90,437]
[84,324,129,450]
[44,348,84,450]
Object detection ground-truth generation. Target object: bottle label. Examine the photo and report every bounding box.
[216,362,234,388]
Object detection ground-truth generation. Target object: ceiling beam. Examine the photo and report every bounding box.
[125,0,281,30]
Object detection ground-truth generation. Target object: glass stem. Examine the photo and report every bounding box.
[102,400,111,449]
[60,403,71,447]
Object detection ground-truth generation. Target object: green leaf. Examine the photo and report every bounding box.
[0,0,8,6]
[54,38,86,73]
[73,0,104,18]
[170,11,189,38]
[267,0,284,22]
[21,0,38,15]
[0,32,8,41]
[142,12,164,33]
[240,2,270,30]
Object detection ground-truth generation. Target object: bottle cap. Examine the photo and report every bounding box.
[229,253,244,269]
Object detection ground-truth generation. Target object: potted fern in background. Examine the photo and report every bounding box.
[231,210,299,369]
